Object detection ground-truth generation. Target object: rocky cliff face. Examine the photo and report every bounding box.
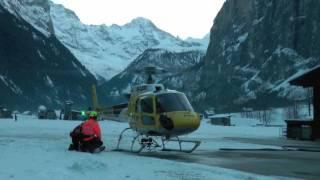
[165,0,320,112]
[0,5,96,110]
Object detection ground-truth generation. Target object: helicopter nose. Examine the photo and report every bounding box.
[167,111,200,129]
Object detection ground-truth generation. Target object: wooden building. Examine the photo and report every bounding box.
[285,120,312,140]
[208,114,231,126]
[101,103,128,122]
[38,109,57,120]
[0,107,12,118]
[289,66,320,140]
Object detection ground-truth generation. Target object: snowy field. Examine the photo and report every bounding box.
[0,115,294,180]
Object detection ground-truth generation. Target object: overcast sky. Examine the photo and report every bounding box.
[51,0,225,39]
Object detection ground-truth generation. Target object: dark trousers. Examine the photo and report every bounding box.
[81,138,103,153]
[70,134,82,151]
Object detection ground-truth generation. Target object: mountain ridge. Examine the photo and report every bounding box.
[97,48,205,106]
[168,0,320,112]
[0,0,209,81]
[0,4,97,110]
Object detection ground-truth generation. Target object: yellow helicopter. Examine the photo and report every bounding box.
[93,67,201,153]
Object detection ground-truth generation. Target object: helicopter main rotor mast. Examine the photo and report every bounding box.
[135,66,167,84]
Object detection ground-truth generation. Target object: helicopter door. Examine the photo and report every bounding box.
[134,99,141,127]
[139,97,156,126]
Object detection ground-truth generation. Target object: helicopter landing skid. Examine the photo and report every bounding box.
[131,135,162,153]
[116,128,132,150]
[161,137,201,153]
[116,128,200,153]
[115,128,162,153]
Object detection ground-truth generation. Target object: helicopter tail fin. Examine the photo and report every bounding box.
[91,84,99,110]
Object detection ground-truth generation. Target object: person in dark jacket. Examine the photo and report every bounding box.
[68,111,105,153]
[14,114,18,122]
[68,123,83,151]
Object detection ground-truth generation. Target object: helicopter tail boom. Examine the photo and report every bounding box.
[91,85,99,110]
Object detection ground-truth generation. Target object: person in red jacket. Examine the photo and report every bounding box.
[68,111,105,153]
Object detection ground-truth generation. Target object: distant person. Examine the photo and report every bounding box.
[14,114,17,122]
[59,109,64,120]
[68,111,105,153]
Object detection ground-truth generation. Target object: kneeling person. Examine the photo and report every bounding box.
[69,111,105,153]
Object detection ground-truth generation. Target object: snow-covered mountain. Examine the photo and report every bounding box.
[0,0,208,81]
[185,33,210,49]
[0,4,96,110]
[164,0,320,112]
[98,0,320,112]
[0,0,54,37]
[97,49,205,106]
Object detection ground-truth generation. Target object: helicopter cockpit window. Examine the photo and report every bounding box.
[156,93,194,112]
[140,97,154,113]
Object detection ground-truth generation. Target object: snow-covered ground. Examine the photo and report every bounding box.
[0,115,292,180]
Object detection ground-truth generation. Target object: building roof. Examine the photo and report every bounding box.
[208,114,232,118]
[290,65,320,87]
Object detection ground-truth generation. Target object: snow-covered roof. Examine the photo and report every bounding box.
[290,65,320,87]
[208,114,232,118]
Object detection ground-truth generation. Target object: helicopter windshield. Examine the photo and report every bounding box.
[156,93,194,113]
